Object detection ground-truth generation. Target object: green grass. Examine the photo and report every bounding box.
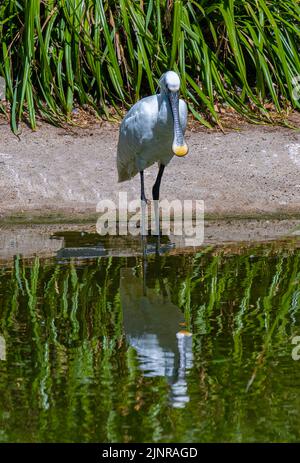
[0,0,300,132]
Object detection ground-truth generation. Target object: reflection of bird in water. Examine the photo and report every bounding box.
[0,335,6,361]
[120,267,193,408]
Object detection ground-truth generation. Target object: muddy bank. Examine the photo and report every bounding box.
[0,121,300,220]
[0,219,299,261]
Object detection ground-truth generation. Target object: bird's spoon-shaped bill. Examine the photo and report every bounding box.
[169,91,188,157]
[172,143,189,157]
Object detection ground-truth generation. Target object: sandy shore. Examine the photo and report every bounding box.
[0,121,300,221]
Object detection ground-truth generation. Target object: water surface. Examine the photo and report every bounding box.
[0,233,300,442]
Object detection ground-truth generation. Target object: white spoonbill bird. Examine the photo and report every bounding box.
[117,71,188,202]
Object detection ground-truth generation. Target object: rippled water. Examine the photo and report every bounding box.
[0,232,300,442]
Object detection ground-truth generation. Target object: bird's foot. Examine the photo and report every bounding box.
[141,196,150,205]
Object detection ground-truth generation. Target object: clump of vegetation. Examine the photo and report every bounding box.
[0,0,300,132]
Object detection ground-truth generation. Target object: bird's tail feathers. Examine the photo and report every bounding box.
[118,167,134,183]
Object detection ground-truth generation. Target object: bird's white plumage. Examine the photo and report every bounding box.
[117,71,188,183]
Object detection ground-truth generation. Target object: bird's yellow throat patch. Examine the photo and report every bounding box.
[172,144,188,157]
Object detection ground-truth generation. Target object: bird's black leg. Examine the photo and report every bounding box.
[142,237,147,296]
[152,164,165,241]
[152,164,165,201]
[140,170,149,204]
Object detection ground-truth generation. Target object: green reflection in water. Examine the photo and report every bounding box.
[0,241,300,442]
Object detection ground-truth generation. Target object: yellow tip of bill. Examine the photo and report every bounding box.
[177,330,192,337]
[172,144,189,157]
